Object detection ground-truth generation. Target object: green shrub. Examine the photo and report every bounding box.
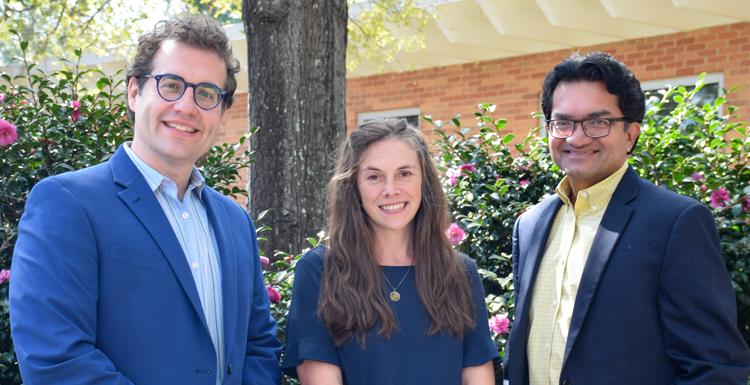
[0,46,252,384]
[262,233,325,385]
[427,106,562,377]
[632,75,749,345]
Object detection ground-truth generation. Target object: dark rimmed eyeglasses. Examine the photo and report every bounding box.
[139,73,226,111]
[546,117,630,138]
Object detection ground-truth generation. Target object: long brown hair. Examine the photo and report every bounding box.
[318,118,476,346]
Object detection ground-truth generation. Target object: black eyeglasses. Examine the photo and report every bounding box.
[139,74,226,111]
[546,117,630,138]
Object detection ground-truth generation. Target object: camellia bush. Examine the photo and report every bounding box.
[0,45,252,384]
[427,107,562,379]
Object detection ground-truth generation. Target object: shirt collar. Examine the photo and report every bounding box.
[123,141,206,198]
[555,161,629,216]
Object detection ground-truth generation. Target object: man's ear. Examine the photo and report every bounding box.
[627,122,641,155]
[127,77,139,113]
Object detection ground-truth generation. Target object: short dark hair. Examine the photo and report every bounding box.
[125,15,241,122]
[541,51,645,123]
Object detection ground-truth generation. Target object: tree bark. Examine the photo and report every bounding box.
[243,0,347,255]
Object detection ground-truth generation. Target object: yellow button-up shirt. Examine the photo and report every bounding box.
[527,162,629,385]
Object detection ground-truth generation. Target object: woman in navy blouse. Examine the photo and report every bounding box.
[282,118,498,385]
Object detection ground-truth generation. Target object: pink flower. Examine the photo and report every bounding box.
[0,119,17,146]
[691,172,704,181]
[71,100,81,122]
[519,179,530,188]
[0,269,9,285]
[446,167,459,187]
[445,223,467,245]
[700,184,708,192]
[488,315,510,334]
[459,163,476,175]
[742,196,750,212]
[266,286,281,303]
[0,93,5,103]
[260,256,270,268]
[709,188,731,208]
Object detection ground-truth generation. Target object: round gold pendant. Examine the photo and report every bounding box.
[389,291,401,302]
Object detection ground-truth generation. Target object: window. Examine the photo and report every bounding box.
[641,73,723,113]
[357,108,420,128]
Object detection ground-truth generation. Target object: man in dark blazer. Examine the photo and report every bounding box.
[503,52,750,385]
[10,16,281,385]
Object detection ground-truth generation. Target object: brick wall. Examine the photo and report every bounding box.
[220,92,249,145]
[345,21,750,140]
[216,93,250,206]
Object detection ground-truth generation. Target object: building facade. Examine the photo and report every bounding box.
[219,22,750,146]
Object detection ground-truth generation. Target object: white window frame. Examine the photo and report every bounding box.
[357,108,421,128]
[641,73,723,94]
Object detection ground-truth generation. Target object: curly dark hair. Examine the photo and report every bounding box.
[541,51,645,123]
[125,15,241,121]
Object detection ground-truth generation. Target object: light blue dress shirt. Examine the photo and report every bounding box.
[124,143,225,384]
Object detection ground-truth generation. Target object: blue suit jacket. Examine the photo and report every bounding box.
[10,145,282,385]
[504,167,750,385]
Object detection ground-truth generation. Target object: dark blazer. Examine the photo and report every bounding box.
[10,145,281,385]
[504,166,750,385]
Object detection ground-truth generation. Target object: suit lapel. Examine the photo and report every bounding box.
[517,196,563,335]
[109,146,209,329]
[562,167,640,365]
[203,190,239,361]
[507,196,562,385]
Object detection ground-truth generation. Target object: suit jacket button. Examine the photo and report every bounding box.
[562,379,570,385]
[228,364,233,374]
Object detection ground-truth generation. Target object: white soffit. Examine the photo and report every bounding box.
[600,0,736,29]
[535,0,676,38]
[477,0,613,46]
[348,0,750,78]
[671,0,750,20]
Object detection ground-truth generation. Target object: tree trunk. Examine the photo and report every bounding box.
[243,0,347,256]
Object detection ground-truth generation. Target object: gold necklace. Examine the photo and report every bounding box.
[383,266,412,302]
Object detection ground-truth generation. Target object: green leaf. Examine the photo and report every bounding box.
[256,209,272,222]
[502,134,515,145]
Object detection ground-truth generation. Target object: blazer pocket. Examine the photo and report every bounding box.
[109,245,170,273]
[615,240,663,259]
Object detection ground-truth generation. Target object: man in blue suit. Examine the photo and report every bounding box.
[10,15,281,385]
[503,52,750,385]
